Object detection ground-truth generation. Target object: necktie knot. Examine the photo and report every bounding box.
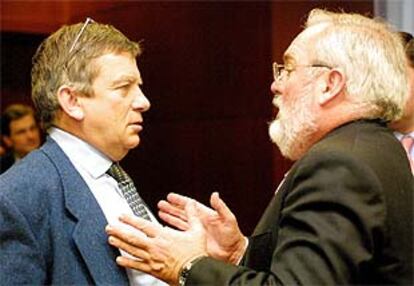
[107,163,130,185]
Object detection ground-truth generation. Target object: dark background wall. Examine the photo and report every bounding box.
[1,0,373,234]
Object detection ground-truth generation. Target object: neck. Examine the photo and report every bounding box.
[53,121,127,162]
[389,121,414,134]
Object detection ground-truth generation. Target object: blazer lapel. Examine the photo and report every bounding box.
[42,138,128,285]
[244,169,294,270]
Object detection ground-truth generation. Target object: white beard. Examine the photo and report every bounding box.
[269,94,318,161]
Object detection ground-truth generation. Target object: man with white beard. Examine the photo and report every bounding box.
[105,9,413,285]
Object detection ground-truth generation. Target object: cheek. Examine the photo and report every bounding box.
[406,68,414,101]
[14,138,26,147]
[112,101,131,120]
[281,88,301,112]
[404,94,414,117]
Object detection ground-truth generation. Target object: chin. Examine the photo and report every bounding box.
[269,121,289,158]
[126,136,141,149]
[268,119,305,161]
[269,120,282,145]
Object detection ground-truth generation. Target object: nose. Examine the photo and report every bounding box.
[270,80,280,95]
[27,127,39,141]
[28,130,36,140]
[132,86,151,112]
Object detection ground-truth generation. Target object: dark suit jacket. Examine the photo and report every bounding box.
[187,120,413,285]
[0,137,129,285]
[0,151,15,174]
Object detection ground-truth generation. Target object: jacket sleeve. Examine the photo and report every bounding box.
[185,151,386,285]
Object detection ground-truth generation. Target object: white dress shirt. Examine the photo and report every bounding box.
[394,131,414,161]
[49,127,166,286]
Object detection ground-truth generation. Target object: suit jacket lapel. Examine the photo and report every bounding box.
[42,137,128,285]
[244,168,295,270]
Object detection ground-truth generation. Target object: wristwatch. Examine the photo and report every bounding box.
[178,256,206,286]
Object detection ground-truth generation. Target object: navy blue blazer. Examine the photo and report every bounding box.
[0,137,129,285]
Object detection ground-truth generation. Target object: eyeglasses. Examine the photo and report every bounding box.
[69,17,95,53]
[272,61,331,82]
[64,17,95,69]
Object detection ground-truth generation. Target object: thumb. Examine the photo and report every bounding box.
[210,192,235,220]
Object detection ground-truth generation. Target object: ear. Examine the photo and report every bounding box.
[3,135,13,148]
[317,68,346,106]
[57,85,84,121]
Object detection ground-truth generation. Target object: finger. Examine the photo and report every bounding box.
[106,224,149,248]
[158,200,188,222]
[166,193,193,208]
[167,193,217,217]
[116,256,169,283]
[108,235,149,260]
[210,192,235,220]
[167,193,217,223]
[115,255,152,274]
[158,210,189,230]
[119,214,161,238]
[195,201,216,217]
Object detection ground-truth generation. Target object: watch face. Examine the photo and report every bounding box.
[178,261,192,286]
[178,275,187,286]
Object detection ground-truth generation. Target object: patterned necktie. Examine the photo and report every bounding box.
[401,135,414,175]
[107,163,151,220]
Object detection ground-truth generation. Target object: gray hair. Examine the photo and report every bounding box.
[31,21,141,130]
[305,9,408,122]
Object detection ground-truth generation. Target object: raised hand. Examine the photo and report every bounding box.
[158,192,215,231]
[158,192,247,264]
[106,200,208,285]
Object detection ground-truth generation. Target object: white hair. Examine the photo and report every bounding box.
[305,9,408,122]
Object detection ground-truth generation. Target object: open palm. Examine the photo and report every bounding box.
[158,192,247,264]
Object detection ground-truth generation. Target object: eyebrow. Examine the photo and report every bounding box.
[110,75,142,87]
[283,53,295,65]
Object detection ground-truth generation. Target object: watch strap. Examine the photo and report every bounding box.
[178,255,207,286]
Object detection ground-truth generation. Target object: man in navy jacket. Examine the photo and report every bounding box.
[0,19,164,286]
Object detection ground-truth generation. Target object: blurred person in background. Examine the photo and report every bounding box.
[0,137,7,157]
[0,103,41,174]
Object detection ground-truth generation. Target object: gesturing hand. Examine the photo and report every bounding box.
[106,200,208,285]
[158,192,247,264]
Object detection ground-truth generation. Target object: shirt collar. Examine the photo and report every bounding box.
[49,127,112,179]
[394,131,414,141]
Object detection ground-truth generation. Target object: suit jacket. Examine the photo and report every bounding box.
[0,137,129,285]
[187,120,413,285]
[0,151,15,174]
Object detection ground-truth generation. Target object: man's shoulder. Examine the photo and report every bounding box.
[293,119,411,188]
[310,120,397,158]
[0,139,76,196]
[0,150,57,191]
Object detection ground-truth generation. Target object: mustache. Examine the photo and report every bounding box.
[272,97,283,121]
[272,96,282,108]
